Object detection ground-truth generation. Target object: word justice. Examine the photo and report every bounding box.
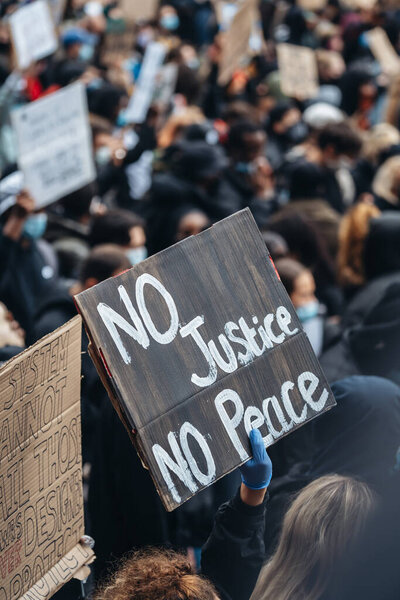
[152,370,329,503]
[97,274,299,388]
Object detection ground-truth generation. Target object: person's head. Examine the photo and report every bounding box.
[89,210,146,265]
[175,209,210,242]
[372,155,400,205]
[158,107,205,149]
[364,212,400,281]
[317,122,362,170]
[226,121,266,165]
[303,103,345,132]
[363,124,400,167]
[87,83,128,124]
[95,548,218,600]
[275,258,318,322]
[77,244,131,291]
[337,203,381,288]
[61,27,95,61]
[221,102,260,127]
[251,475,376,600]
[171,141,227,189]
[311,376,400,491]
[288,161,325,200]
[58,182,97,223]
[159,5,180,32]
[267,102,307,145]
[261,231,288,261]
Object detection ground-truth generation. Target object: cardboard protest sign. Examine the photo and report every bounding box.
[100,30,136,67]
[75,210,336,511]
[0,316,94,599]
[297,0,327,9]
[11,82,96,209]
[153,63,179,106]
[277,43,319,100]
[48,0,67,25]
[218,0,258,86]
[9,0,58,70]
[125,42,166,124]
[340,0,377,8]
[120,0,159,22]
[367,28,400,76]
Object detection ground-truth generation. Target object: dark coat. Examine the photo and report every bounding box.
[0,234,58,343]
[88,397,169,585]
[320,282,400,385]
[201,490,268,600]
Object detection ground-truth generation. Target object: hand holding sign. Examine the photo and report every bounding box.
[240,429,273,490]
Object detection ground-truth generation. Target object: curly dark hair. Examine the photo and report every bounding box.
[94,548,218,600]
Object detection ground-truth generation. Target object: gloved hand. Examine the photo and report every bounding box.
[239,429,273,490]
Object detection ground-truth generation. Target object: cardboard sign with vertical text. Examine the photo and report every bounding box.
[0,316,93,600]
[75,210,336,511]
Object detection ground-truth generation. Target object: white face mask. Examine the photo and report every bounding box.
[95,146,112,166]
[326,157,353,171]
[126,246,147,266]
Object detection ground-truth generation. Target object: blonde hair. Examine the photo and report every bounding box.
[251,475,375,600]
[372,155,400,205]
[337,202,381,287]
[362,123,400,164]
[94,548,217,600]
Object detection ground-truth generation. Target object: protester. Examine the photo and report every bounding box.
[94,548,218,600]
[2,0,400,597]
[275,257,331,357]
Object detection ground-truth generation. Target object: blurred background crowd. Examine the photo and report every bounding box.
[0,0,400,598]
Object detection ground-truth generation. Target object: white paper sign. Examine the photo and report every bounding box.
[11,83,96,208]
[10,0,58,70]
[125,42,166,124]
[0,170,24,216]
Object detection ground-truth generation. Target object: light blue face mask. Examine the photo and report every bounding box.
[116,109,128,128]
[296,300,319,323]
[235,161,257,175]
[79,44,95,61]
[126,246,147,266]
[160,14,180,31]
[95,146,112,166]
[23,213,48,240]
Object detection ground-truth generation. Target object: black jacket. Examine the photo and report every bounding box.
[201,490,267,600]
[320,281,400,385]
[89,397,169,584]
[0,234,58,343]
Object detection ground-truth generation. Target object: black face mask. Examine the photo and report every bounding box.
[284,121,308,145]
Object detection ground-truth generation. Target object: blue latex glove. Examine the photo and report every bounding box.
[239,429,273,490]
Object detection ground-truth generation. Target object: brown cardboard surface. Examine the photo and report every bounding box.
[0,316,87,599]
[20,543,94,600]
[120,0,159,22]
[277,43,319,100]
[218,0,258,86]
[367,27,400,76]
[75,210,336,511]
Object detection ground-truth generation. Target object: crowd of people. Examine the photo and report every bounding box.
[0,0,400,598]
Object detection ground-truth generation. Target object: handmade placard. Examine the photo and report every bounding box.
[9,0,58,70]
[277,43,319,100]
[11,82,95,208]
[75,210,336,511]
[0,316,94,599]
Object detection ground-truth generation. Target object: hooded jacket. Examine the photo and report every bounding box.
[320,282,400,385]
